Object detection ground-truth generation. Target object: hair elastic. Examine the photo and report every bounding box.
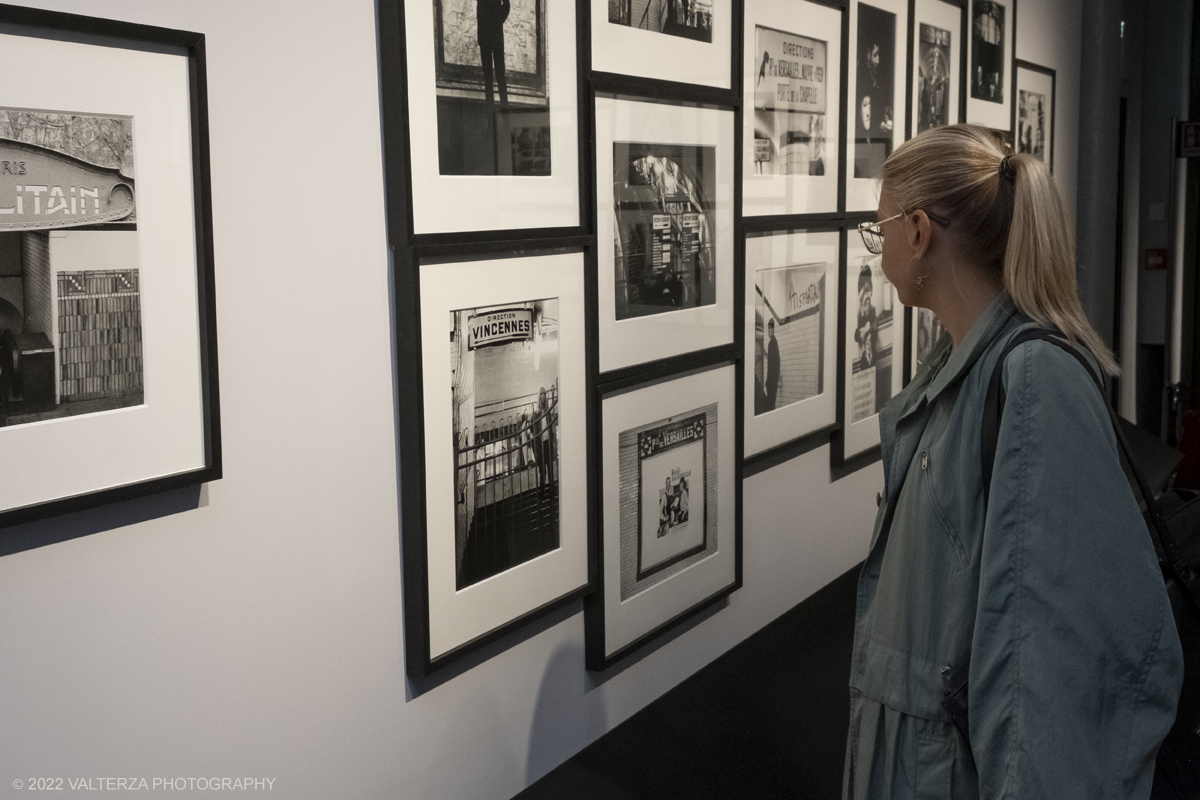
[999,154,1017,182]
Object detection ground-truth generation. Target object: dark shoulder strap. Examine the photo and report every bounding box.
[979,329,1183,578]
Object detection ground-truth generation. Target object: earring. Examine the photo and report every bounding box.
[908,257,932,292]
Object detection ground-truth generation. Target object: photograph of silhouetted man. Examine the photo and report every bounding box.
[764,318,781,411]
[477,0,511,107]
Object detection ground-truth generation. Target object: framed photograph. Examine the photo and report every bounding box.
[404,250,589,676]
[1014,60,1054,170]
[592,0,733,89]
[0,7,220,529]
[387,0,581,236]
[743,0,842,217]
[846,0,909,211]
[587,362,739,670]
[837,234,903,462]
[909,0,964,137]
[910,306,947,378]
[595,96,735,373]
[744,228,838,458]
[966,0,1015,132]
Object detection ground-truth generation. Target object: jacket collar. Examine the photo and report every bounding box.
[922,293,1022,405]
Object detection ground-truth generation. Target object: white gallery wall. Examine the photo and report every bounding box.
[0,2,1081,799]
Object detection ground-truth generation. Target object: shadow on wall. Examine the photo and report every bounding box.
[525,641,606,786]
[0,484,204,558]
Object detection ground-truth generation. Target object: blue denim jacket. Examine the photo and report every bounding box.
[843,296,1183,799]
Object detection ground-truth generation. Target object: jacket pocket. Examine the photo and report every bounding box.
[915,733,954,800]
[924,455,969,569]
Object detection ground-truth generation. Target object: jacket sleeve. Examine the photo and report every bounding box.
[969,340,1182,799]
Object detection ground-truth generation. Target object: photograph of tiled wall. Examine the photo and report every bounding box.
[57,269,142,401]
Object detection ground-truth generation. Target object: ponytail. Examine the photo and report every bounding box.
[881,125,1118,375]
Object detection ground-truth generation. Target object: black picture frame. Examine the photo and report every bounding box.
[905,0,968,139]
[0,4,221,530]
[741,0,846,218]
[964,0,1016,134]
[1012,59,1055,172]
[592,90,740,374]
[585,355,743,671]
[590,0,739,92]
[395,242,595,678]
[378,0,591,244]
[830,217,904,471]
[741,220,842,469]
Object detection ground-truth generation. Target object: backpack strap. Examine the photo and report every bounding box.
[980,329,1186,583]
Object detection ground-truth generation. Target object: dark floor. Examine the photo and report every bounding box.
[517,565,860,800]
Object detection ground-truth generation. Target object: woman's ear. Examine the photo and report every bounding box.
[907,209,933,260]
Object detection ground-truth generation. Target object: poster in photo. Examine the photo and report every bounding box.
[621,407,713,594]
[590,0,733,89]
[0,109,144,429]
[744,229,838,457]
[840,240,902,459]
[449,299,560,590]
[1014,61,1054,171]
[397,0,579,234]
[0,10,218,528]
[910,0,963,137]
[743,0,841,216]
[846,0,907,211]
[414,252,587,674]
[612,142,716,321]
[966,0,1014,131]
[589,363,737,669]
[595,97,734,373]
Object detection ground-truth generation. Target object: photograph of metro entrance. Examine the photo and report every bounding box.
[0,108,144,429]
[450,298,560,590]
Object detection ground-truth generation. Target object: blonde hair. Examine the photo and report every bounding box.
[881,124,1117,374]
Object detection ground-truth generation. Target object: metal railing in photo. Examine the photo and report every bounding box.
[453,383,560,588]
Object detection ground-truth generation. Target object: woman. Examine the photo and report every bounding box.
[844,125,1182,799]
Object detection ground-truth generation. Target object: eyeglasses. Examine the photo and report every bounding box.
[857,209,952,255]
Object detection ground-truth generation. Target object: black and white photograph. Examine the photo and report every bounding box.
[854,3,897,180]
[752,26,828,178]
[1017,90,1045,158]
[612,142,716,320]
[450,299,560,589]
[916,24,952,132]
[839,237,902,463]
[0,11,219,530]
[394,0,579,234]
[619,407,714,597]
[744,228,837,457]
[433,0,549,176]
[597,98,734,372]
[743,0,842,216]
[970,0,1005,103]
[849,254,895,423]
[591,0,732,89]
[1015,60,1055,170]
[754,264,825,416]
[412,252,587,675]
[589,363,738,670]
[909,0,962,139]
[0,109,143,429]
[608,0,714,43]
[912,306,946,373]
[846,0,906,211]
[965,0,1013,131]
